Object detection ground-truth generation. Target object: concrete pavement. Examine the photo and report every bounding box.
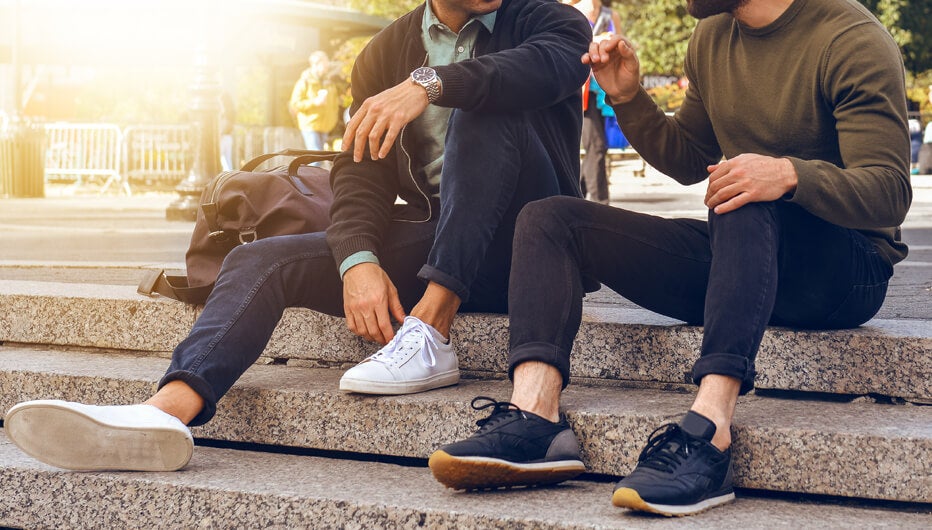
[0,159,930,321]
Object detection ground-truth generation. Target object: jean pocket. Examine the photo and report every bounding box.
[820,281,888,329]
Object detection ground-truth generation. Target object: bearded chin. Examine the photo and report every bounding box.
[687,0,745,19]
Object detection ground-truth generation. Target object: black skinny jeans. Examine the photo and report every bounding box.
[507,196,893,394]
[159,110,565,426]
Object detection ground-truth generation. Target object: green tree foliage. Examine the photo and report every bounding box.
[613,0,696,76]
[346,0,422,20]
[859,0,932,77]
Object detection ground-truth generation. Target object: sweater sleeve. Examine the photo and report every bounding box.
[786,23,912,229]
[432,2,591,112]
[326,38,400,268]
[612,33,722,185]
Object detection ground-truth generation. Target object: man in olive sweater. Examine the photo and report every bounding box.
[430,0,911,516]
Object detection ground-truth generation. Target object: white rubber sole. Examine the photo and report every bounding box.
[5,401,193,472]
[339,369,460,395]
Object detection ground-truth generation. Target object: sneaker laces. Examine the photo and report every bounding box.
[368,317,444,368]
[470,396,525,431]
[636,423,696,473]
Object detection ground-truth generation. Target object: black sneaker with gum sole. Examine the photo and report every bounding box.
[429,397,586,491]
[612,411,735,516]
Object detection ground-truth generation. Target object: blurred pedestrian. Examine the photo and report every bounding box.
[567,0,624,204]
[289,51,341,150]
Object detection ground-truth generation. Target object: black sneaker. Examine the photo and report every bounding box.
[428,396,586,490]
[612,411,735,516]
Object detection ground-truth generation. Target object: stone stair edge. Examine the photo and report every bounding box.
[1,280,930,401]
[2,432,929,530]
[0,346,929,503]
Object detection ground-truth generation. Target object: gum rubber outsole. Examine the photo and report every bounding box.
[612,487,736,517]
[428,450,586,491]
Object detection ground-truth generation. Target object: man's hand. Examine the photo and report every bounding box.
[582,35,641,104]
[705,154,798,214]
[342,79,430,163]
[342,262,407,344]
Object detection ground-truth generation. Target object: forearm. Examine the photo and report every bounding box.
[614,88,721,185]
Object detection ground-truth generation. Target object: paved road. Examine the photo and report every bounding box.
[0,161,929,320]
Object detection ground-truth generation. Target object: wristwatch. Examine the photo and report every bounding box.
[410,66,442,103]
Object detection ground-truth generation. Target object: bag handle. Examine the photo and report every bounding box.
[137,269,213,305]
[240,149,339,173]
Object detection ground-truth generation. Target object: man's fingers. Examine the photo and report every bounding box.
[388,288,406,324]
[345,310,359,337]
[368,120,388,161]
[374,308,395,345]
[342,109,363,154]
[712,193,751,215]
[379,123,402,160]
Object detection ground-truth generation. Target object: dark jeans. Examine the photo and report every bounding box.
[160,109,564,426]
[507,196,893,394]
[580,91,609,204]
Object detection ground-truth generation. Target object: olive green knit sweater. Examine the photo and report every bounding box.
[616,0,912,265]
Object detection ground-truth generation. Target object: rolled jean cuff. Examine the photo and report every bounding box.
[418,264,470,302]
[158,370,218,427]
[508,342,572,389]
[691,353,757,395]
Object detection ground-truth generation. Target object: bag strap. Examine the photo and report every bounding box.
[241,149,339,172]
[137,269,213,305]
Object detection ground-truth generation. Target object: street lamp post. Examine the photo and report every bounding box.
[165,44,221,221]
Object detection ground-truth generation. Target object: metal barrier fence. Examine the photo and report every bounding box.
[122,124,196,190]
[0,123,310,195]
[232,125,306,171]
[44,123,123,191]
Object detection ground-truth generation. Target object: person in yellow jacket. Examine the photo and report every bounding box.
[289,51,340,150]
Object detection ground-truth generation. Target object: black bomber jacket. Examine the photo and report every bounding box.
[326,0,592,268]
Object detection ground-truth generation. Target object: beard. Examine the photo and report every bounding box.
[686,0,747,19]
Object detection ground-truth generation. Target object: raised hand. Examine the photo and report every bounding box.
[582,35,641,104]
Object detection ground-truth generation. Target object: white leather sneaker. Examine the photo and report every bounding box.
[339,316,460,395]
[5,400,194,472]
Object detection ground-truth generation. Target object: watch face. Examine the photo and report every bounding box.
[412,67,437,84]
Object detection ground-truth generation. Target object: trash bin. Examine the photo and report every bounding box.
[0,122,46,198]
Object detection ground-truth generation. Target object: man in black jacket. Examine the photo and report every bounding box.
[4,0,591,473]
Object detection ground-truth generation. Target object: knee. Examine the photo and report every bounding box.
[221,239,275,276]
[515,196,581,242]
[708,202,778,233]
[447,110,528,144]
[221,234,310,273]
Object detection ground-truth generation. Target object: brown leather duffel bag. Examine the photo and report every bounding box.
[138,149,336,304]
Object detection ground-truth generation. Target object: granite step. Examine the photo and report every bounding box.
[1,345,929,503]
[1,430,929,530]
[2,280,930,401]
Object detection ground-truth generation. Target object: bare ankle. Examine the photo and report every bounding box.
[509,361,563,422]
[691,374,742,451]
[410,282,461,338]
[145,381,204,425]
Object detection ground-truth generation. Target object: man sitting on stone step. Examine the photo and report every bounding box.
[429,0,912,517]
[4,0,591,472]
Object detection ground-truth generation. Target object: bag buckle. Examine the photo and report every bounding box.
[238,229,257,244]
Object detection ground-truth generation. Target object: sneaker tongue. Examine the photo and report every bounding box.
[679,411,716,441]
